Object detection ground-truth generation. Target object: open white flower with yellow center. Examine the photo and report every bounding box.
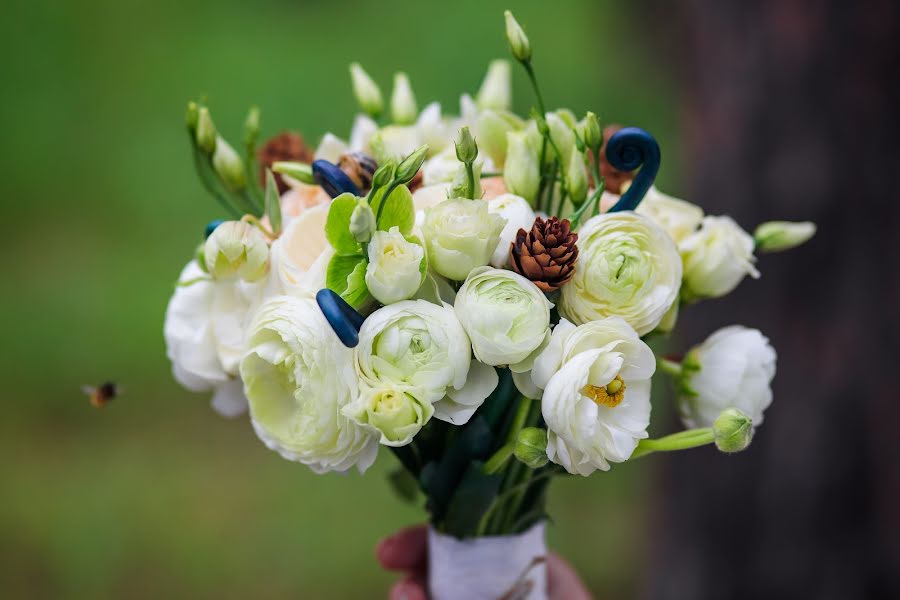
[454,267,551,372]
[679,215,759,301]
[531,317,656,475]
[365,227,425,305]
[353,300,498,427]
[240,296,379,473]
[560,212,682,335]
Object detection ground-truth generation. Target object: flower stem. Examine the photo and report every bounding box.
[465,161,476,199]
[656,357,683,377]
[483,442,515,475]
[631,428,714,459]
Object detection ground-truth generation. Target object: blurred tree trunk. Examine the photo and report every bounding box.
[638,1,900,598]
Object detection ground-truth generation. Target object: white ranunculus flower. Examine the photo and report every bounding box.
[365,227,425,304]
[269,202,332,298]
[679,215,759,301]
[454,267,551,372]
[531,317,655,475]
[164,261,264,417]
[240,296,379,473]
[354,300,498,426]
[560,212,682,335]
[678,326,776,429]
[487,193,535,268]
[635,186,704,244]
[342,384,434,447]
[421,198,505,281]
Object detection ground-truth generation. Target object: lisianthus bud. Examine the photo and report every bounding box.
[365,227,425,304]
[680,216,759,301]
[713,408,754,453]
[515,427,549,468]
[272,161,315,184]
[370,126,420,163]
[504,10,532,63]
[583,111,602,152]
[395,145,429,185]
[476,59,512,111]
[390,72,418,125]
[212,136,246,190]
[422,198,505,281]
[204,220,269,282]
[349,200,376,243]
[503,130,541,204]
[566,149,588,206]
[186,102,199,131]
[455,127,478,164]
[546,112,575,167]
[243,106,260,146]
[195,107,217,153]
[349,62,384,118]
[476,109,523,166]
[753,220,816,253]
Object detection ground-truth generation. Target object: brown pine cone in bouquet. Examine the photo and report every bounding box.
[510,216,579,293]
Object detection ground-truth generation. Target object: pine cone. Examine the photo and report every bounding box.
[587,124,636,195]
[258,131,314,195]
[510,216,579,292]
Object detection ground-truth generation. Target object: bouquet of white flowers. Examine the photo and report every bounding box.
[163,11,815,599]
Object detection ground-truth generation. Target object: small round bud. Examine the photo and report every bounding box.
[349,200,376,243]
[395,145,429,185]
[186,102,199,131]
[349,62,384,118]
[390,72,418,126]
[195,107,217,154]
[515,427,549,468]
[504,10,532,63]
[583,111,602,152]
[455,127,478,164]
[753,221,816,253]
[713,408,754,453]
[204,220,270,282]
[212,136,246,190]
[243,106,260,146]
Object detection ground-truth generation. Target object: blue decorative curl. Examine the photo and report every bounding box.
[316,289,365,348]
[312,159,361,198]
[606,127,661,213]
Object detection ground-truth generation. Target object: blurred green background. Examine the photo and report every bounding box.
[0,0,681,597]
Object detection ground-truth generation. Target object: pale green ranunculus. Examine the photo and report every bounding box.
[421,198,505,281]
[635,186,704,245]
[365,227,425,305]
[560,212,682,335]
[454,267,551,372]
[342,384,434,446]
[680,215,759,301]
[204,220,269,282]
[240,296,379,473]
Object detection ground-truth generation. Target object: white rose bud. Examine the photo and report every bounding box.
[342,385,434,447]
[421,198,505,281]
[390,72,418,126]
[476,59,512,111]
[503,130,541,204]
[349,200,376,243]
[454,267,552,372]
[204,220,270,282]
[753,220,816,253]
[678,325,776,430]
[680,216,759,301]
[487,193,536,268]
[560,212,682,335]
[365,227,425,305]
[349,62,384,118]
[635,186,704,244]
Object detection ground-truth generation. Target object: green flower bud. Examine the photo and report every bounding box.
[211,136,246,190]
[243,106,260,147]
[566,148,588,206]
[503,130,541,204]
[504,10,532,63]
[349,200,376,243]
[476,59,512,111]
[583,111,602,152]
[272,161,315,184]
[753,221,817,253]
[195,107,217,154]
[455,126,478,164]
[713,408,754,453]
[186,101,199,131]
[515,427,549,468]
[349,62,384,118]
[395,145,429,184]
[204,220,269,282]
[390,72,418,125]
[476,110,523,166]
[371,160,396,190]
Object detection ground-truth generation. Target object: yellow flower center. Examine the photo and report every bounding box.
[582,375,626,408]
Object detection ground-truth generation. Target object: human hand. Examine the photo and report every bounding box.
[376,525,593,600]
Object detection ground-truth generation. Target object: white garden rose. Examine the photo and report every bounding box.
[164,261,263,417]
[354,300,498,425]
[560,212,682,335]
[240,296,379,473]
[531,317,655,475]
[421,198,505,281]
[204,220,269,282]
[342,384,434,446]
[635,186,704,244]
[365,227,425,304]
[678,325,776,429]
[487,193,535,268]
[680,215,759,301]
[454,267,551,372]
[269,202,332,298]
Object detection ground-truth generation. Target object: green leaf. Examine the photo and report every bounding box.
[387,467,420,504]
[325,193,363,255]
[264,169,282,235]
[326,253,370,308]
[442,462,503,537]
[371,185,414,234]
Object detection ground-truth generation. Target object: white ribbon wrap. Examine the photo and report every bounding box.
[428,522,548,600]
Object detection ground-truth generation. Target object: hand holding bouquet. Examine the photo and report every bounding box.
[163,10,815,599]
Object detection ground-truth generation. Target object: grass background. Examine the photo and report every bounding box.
[0,0,682,596]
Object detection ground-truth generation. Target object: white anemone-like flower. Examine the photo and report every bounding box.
[487,193,535,268]
[164,260,262,417]
[531,317,655,475]
[679,326,777,429]
[353,300,498,426]
[454,267,551,372]
[680,216,759,301]
[240,296,379,473]
[560,212,682,335]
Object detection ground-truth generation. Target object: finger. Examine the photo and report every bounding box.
[389,574,428,600]
[376,525,429,573]
[547,553,593,600]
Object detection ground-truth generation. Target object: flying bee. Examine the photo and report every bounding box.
[82,381,120,408]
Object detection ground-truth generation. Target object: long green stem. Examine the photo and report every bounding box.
[657,357,683,377]
[465,161,475,199]
[477,467,561,536]
[631,428,715,459]
[483,442,515,475]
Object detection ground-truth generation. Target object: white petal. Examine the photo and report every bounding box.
[210,379,249,418]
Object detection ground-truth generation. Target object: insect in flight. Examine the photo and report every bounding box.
[82,381,120,408]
